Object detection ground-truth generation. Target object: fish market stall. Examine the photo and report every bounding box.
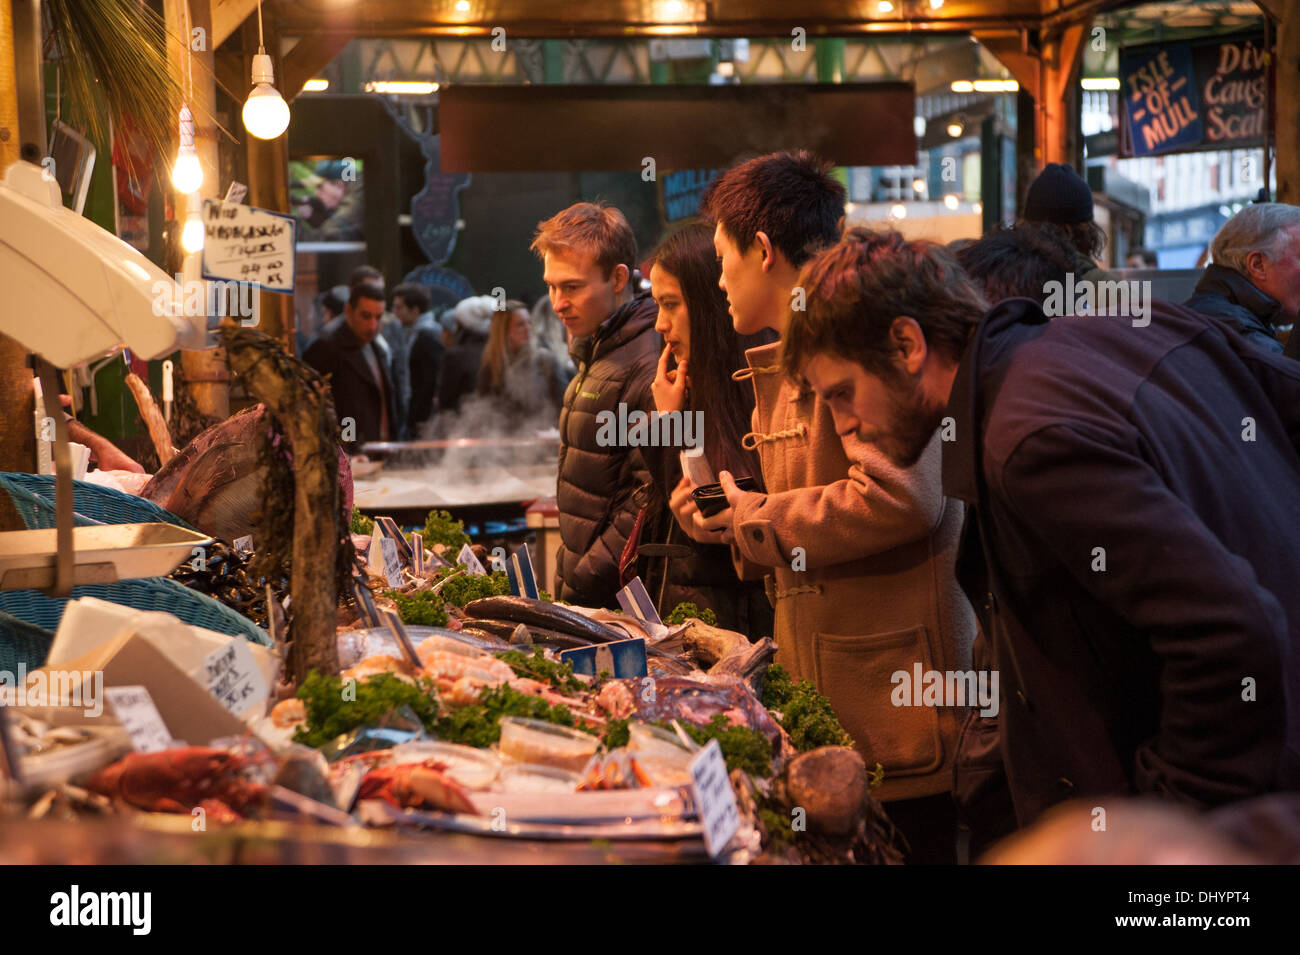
[2,498,896,864]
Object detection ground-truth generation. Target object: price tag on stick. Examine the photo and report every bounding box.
[380,609,421,671]
[379,537,403,589]
[375,517,413,565]
[618,576,663,627]
[506,543,539,599]
[411,532,425,577]
[457,543,486,576]
[689,738,741,859]
[105,686,174,753]
[351,577,383,628]
[202,637,270,716]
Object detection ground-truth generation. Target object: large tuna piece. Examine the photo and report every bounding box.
[141,405,353,542]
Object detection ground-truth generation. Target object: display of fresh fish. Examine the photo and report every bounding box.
[708,636,777,690]
[463,596,624,643]
[516,628,597,651]
[630,676,786,752]
[141,404,353,542]
[454,627,514,649]
[456,618,522,641]
[682,619,752,667]
[646,653,695,677]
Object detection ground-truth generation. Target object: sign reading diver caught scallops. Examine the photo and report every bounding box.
[1120,32,1269,158]
[201,199,296,293]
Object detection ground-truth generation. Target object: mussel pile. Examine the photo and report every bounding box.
[168,540,287,630]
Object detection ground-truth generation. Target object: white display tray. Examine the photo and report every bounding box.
[0,523,213,590]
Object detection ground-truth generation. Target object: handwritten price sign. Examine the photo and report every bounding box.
[201,200,296,293]
[202,637,269,716]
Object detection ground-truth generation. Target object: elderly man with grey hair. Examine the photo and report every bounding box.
[1184,202,1300,355]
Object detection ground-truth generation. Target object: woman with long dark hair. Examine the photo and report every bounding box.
[633,221,775,637]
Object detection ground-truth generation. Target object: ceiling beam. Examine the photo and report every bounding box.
[281,32,354,101]
[213,0,260,49]
[975,30,1040,100]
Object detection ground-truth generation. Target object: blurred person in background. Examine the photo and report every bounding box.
[407,314,446,439]
[636,222,775,636]
[1183,202,1300,356]
[321,265,386,337]
[437,295,496,415]
[298,285,346,355]
[531,294,576,378]
[476,299,570,426]
[1019,162,1114,283]
[382,282,438,438]
[1125,247,1158,269]
[303,282,397,451]
[955,223,1075,306]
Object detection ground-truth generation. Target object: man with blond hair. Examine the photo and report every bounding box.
[1185,202,1300,355]
[532,202,659,606]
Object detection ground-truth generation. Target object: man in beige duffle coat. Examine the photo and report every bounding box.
[674,152,978,863]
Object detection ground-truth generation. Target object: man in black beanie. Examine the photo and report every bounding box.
[1019,162,1113,284]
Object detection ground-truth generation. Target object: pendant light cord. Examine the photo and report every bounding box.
[257,0,265,51]
[183,1,193,102]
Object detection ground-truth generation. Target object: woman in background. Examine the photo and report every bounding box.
[476,300,570,426]
[637,222,774,637]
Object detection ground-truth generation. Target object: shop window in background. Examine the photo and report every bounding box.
[291,157,366,246]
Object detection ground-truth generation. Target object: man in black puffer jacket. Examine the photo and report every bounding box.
[532,203,661,607]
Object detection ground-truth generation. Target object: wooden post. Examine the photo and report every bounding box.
[1276,0,1300,205]
[243,13,293,352]
[168,0,231,421]
[0,0,38,488]
[220,321,340,681]
[1038,21,1088,168]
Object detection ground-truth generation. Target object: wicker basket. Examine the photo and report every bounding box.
[0,610,55,673]
[0,474,268,660]
[0,472,195,530]
[0,579,270,652]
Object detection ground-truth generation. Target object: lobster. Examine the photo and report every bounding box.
[86,747,268,819]
[356,760,478,815]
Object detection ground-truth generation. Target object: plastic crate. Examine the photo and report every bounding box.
[0,578,270,649]
[0,610,55,672]
[0,472,196,530]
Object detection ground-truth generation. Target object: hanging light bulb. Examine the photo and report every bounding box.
[242,1,290,139]
[171,105,204,193]
[243,54,290,139]
[181,192,205,254]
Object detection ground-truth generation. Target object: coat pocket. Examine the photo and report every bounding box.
[812,626,944,778]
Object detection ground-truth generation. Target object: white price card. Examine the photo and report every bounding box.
[367,525,385,577]
[456,543,487,576]
[233,535,253,554]
[105,686,173,753]
[200,199,296,293]
[380,537,403,588]
[202,637,270,716]
[689,737,740,858]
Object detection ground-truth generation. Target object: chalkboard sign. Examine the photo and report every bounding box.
[1121,32,1269,158]
[201,199,297,293]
